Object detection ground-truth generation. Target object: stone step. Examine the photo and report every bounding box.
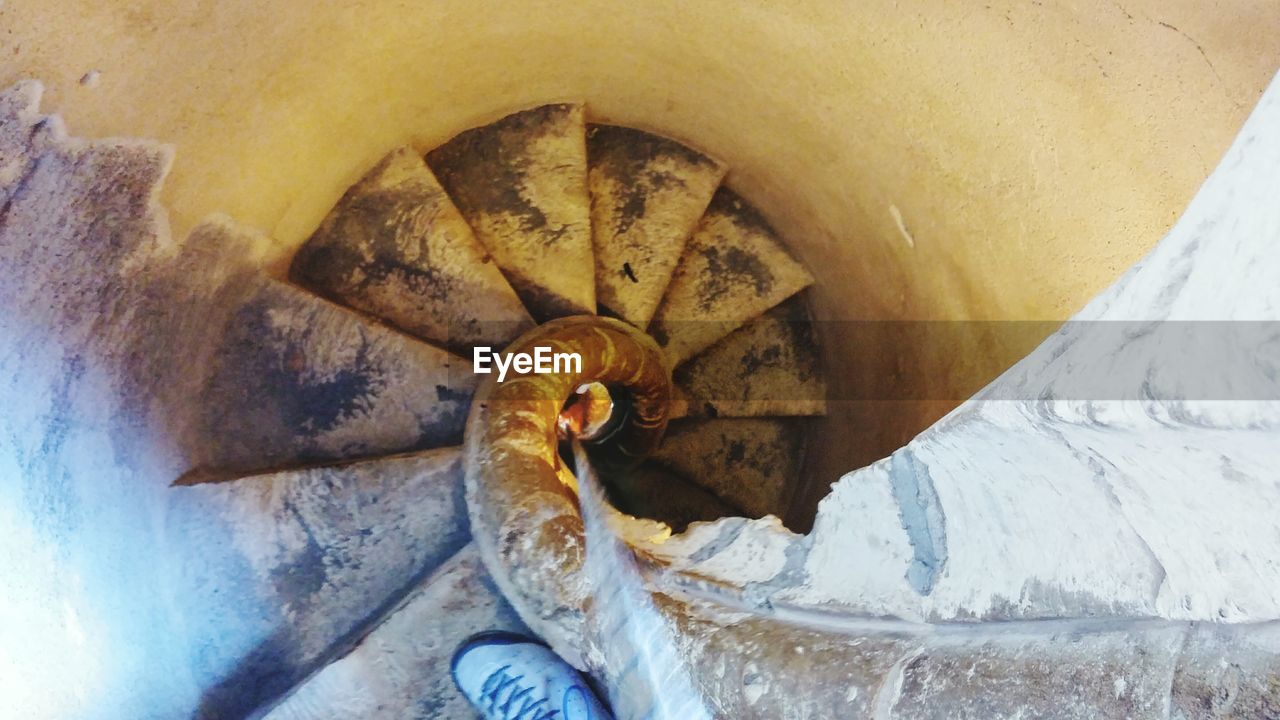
[586,124,725,329]
[290,147,533,354]
[607,463,743,533]
[167,448,472,719]
[672,296,827,419]
[648,187,814,366]
[428,104,595,321]
[263,544,529,720]
[180,274,473,484]
[649,417,807,519]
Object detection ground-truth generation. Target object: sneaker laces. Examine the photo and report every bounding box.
[480,664,562,720]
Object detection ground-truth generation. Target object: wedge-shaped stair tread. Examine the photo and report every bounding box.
[290,147,533,353]
[610,464,743,533]
[169,449,471,719]
[650,418,806,519]
[673,297,826,418]
[649,187,814,365]
[587,124,725,328]
[185,276,474,483]
[264,544,529,720]
[427,103,594,320]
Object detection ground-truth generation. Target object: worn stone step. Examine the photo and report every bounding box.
[649,417,807,519]
[262,544,529,720]
[648,187,814,366]
[167,448,471,719]
[586,124,725,329]
[607,463,743,533]
[181,274,474,484]
[427,104,595,321]
[672,296,826,419]
[290,147,533,354]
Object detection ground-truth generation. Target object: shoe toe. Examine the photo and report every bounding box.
[562,685,596,719]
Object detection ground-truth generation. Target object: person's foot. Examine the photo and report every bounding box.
[451,631,614,720]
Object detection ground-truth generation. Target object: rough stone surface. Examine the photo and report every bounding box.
[427,104,595,320]
[185,267,475,483]
[290,147,533,354]
[169,448,471,718]
[0,80,200,720]
[887,624,1187,719]
[673,297,826,418]
[621,588,1280,720]
[650,417,806,519]
[649,187,814,365]
[665,606,920,720]
[1170,623,1280,719]
[264,544,529,720]
[586,124,724,328]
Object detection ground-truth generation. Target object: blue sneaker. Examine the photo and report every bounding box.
[451,631,615,720]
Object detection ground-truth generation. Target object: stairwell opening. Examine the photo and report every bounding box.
[262,104,834,534]
[558,382,616,442]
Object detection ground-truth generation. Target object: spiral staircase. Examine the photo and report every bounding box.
[5,2,1280,717]
[155,98,1280,720]
[170,103,826,718]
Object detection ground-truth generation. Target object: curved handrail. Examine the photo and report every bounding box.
[463,315,670,663]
